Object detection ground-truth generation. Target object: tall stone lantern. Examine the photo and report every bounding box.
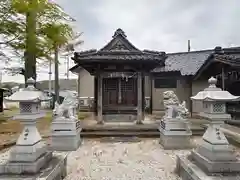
[0,78,68,179]
[176,77,240,179]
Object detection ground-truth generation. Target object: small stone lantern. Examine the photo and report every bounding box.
[176,77,240,178]
[194,77,234,123]
[0,78,52,175]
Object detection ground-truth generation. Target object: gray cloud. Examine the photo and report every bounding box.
[56,0,240,53]
[58,0,240,52]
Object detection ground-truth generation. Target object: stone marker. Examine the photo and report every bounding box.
[50,91,82,151]
[159,91,192,149]
[0,78,68,180]
[176,77,240,180]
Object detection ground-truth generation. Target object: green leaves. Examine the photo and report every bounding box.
[0,0,76,62]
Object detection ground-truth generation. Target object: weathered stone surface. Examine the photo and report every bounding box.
[160,131,192,150]
[176,155,240,180]
[50,91,81,151]
[0,152,68,180]
[159,91,192,149]
[192,150,240,173]
[49,135,81,152]
[50,120,81,151]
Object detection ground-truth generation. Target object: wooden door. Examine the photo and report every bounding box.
[120,78,137,106]
[103,78,118,106]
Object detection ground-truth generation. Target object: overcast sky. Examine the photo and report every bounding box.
[3,0,240,83]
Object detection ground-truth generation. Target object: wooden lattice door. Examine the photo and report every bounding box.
[103,78,118,106]
[120,78,137,106]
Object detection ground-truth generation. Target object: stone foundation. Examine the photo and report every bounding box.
[191,150,240,173]
[50,120,81,151]
[49,135,82,151]
[0,152,68,180]
[159,120,192,150]
[176,155,240,180]
[160,131,192,149]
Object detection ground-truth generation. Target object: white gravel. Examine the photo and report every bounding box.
[64,138,190,180]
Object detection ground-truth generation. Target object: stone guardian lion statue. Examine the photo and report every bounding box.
[162,91,189,120]
[53,92,79,120]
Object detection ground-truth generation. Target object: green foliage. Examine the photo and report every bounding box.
[0,0,75,62]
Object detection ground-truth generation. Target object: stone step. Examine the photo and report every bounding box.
[81,131,160,137]
[81,128,204,137]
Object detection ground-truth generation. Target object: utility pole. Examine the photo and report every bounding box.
[188,39,192,117]
[188,40,191,52]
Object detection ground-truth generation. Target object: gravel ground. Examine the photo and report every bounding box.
[64,138,190,180]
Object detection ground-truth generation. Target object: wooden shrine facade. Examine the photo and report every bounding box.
[71,29,166,124]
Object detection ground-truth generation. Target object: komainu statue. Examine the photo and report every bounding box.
[162,91,189,119]
[53,92,79,120]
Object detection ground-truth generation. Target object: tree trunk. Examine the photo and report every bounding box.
[24,1,37,87]
[54,46,60,103]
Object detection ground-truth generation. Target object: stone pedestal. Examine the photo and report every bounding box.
[177,125,240,179]
[159,118,192,149]
[176,154,240,180]
[0,151,68,180]
[50,117,82,151]
[176,77,240,179]
[192,124,240,172]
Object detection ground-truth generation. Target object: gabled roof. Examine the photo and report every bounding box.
[99,28,140,52]
[72,29,166,64]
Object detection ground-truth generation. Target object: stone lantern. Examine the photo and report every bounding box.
[176,77,240,179]
[0,78,68,179]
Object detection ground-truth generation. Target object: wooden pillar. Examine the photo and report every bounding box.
[222,67,225,90]
[189,78,193,117]
[136,72,143,124]
[94,76,98,116]
[150,74,153,114]
[97,74,103,124]
[77,72,80,110]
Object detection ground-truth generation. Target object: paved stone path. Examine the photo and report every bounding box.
[64,139,188,180]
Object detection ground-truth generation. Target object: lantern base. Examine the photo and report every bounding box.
[0,151,52,174]
[0,152,68,180]
[176,154,240,180]
[9,140,47,162]
[192,150,240,173]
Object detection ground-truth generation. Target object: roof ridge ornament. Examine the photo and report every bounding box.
[112,28,127,38]
[208,76,217,88]
[25,77,36,91]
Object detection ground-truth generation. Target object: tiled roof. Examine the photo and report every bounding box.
[73,29,166,63]
[152,50,214,75]
[74,51,166,61]
[213,54,240,66]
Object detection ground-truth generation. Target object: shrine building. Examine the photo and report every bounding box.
[70,28,240,123]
